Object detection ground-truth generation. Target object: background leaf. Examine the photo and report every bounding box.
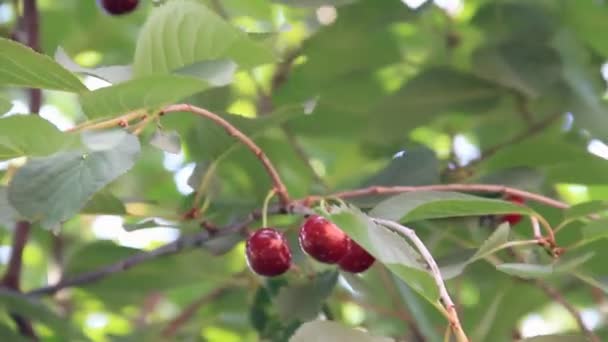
[370,191,533,222]
[0,115,78,160]
[8,134,140,228]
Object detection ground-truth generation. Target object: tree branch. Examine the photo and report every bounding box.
[373,218,468,342]
[27,204,310,297]
[162,104,290,207]
[311,183,568,209]
[23,0,40,114]
[1,221,37,339]
[3,1,40,337]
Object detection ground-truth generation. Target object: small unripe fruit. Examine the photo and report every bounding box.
[97,0,139,15]
[500,194,525,225]
[246,228,292,277]
[299,215,348,264]
[338,238,375,273]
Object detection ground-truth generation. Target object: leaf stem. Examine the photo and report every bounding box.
[373,218,469,342]
[262,189,276,227]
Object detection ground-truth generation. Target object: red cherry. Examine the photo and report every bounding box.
[97,0,139,15]
[246,228,292,277]
[501,213,523,225]
[338,238,375,273]
[500,194,526,225]
[299,215,349,264]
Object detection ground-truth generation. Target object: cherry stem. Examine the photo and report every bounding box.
[262,189,276,227]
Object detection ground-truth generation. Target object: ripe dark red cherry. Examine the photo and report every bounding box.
[97,0,139,15]
[338,238,375,273]
[299,215,349,264]
[245,228,292,277]
[501,194,525,226]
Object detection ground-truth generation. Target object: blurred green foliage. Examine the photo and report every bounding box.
[1,0,608,341]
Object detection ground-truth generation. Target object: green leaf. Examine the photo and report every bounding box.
[290,320,394,342]
[496,253,594,279]
[174,59,237,87]
[0,289,74,338]
[472,2,556,41]
[275,271,338,322]
[0,95,11,114]
[565,0,608,57]
[440,223,511,280]
[363,147,439,188]
[564,201,608,222]
[471,223,511,262]
[79,74,208,119]
[370,191,533,223]
[574,272,608,295]
[133,0,275,77]
[0,37,86,92]
[0,187,20,229]
[122,218,174,231]
[187,105,301,161]
[81,191,126,216]
[0,115,78,160]
[8,134,140,228]
[472,291,506,342]
[149,129,182,154]
[496,263,554,278]
[552,30,608,140]
[473,41,561,98]
[0,322,29,342]
[54,47,132,84]
[327,206,439,303]
[274,0,356,7]
[578,218,608,247]
[521,335,589,342]
[374,68,500,134]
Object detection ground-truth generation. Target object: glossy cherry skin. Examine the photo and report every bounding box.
[500,194,525,225]
[246,228,292,277]
[338,238,375,273]
[299,215,349,264]
[97,0,139,15]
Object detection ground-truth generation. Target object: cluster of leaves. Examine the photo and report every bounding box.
[1,0,608,341]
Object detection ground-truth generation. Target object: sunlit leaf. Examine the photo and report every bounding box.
[133,0,275,77]
[0,37,86,92]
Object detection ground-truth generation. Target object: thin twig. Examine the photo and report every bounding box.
[161,286,231,337]
[533,281,599,342]
[66,111,143,133]
[162,104,290,207]
[373,218,468,342]
[474,112,563,164]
